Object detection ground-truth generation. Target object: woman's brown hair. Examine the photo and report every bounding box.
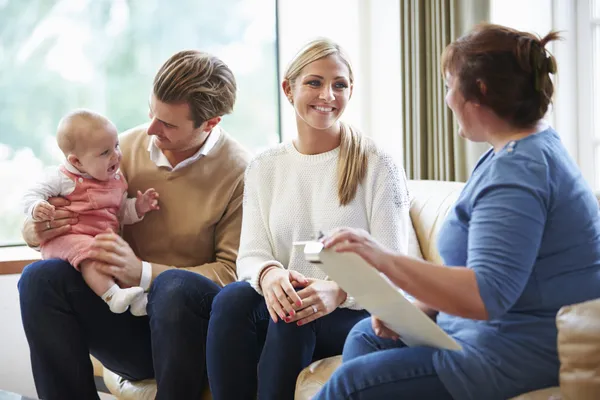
[441,23,561,128]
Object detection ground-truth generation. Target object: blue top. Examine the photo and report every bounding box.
[433,127,600,400]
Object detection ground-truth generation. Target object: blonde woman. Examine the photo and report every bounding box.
[206,39,412,399]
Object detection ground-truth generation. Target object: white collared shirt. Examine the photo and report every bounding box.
[21,161,141,225]
[146,126,221,171]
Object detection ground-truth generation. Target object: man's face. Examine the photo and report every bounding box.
[147,94,207,152]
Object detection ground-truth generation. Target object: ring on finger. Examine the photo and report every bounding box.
[311,304,318,314]
[46,221,51,230]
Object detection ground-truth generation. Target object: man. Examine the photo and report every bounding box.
[18,50,251,400]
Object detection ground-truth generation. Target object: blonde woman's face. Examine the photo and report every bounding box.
[287,55,352,131]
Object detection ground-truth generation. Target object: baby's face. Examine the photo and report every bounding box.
[76,125,122,181]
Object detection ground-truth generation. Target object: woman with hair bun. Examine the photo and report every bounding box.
[315,23,600,400]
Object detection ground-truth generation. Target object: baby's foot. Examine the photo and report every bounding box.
[101,285,144,314]
[130,293,148,316]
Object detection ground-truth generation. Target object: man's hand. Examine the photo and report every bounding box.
[88,229,143,288]
[22,197,77,247]
[32,201,56,221]
[135,189,159,217]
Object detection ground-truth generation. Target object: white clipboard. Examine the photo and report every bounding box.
[298,241,462,351]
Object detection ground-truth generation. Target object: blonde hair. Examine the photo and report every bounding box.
[284,38,370,206]
[153,50,237,128]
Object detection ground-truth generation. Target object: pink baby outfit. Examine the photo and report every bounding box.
[41,166,129,269]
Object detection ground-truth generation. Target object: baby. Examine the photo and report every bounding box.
[22,109,159,316]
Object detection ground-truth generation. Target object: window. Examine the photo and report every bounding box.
[590,0,600,189]
[492,0,600,191]
[0,0,279,246]
[576,0,600,190]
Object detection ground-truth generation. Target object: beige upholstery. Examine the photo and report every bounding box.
[557,298,600,400]
[103,370,157,400]
[94,181,599,399]
[295,357,343,400]
[99,366,212,400]
[509,387,564,400]
[406,180,465,264]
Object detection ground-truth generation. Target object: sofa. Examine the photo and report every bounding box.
[94,179,600,399]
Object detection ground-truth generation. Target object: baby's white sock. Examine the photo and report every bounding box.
[101,285,144,314]
[130,293,148,316]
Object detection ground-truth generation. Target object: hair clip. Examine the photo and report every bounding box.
[546,56,557,74]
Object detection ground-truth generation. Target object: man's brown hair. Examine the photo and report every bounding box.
[153,50,237,127]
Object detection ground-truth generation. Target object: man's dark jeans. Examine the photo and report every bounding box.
[18,259,220,400]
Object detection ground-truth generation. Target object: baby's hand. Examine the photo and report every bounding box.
[33,201,56,221]
[135,188,160,217]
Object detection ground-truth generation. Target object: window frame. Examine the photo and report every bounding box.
[576,0,597,189]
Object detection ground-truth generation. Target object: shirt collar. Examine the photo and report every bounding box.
[146,126,221,171]
[63,160,94,179]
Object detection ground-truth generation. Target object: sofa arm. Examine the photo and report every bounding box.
[557,298,600,400]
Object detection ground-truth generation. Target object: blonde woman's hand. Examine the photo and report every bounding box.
[260,268,308,323]
[287,278,347,326]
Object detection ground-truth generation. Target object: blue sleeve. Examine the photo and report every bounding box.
[468,158,548,319]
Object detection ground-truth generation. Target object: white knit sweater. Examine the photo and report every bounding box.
[237,141,413,309]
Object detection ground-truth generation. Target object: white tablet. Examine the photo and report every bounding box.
[299,241,462,351]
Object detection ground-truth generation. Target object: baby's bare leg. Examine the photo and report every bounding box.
[80,260,143,314]
[80,259,115,296]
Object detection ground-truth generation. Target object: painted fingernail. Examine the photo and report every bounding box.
[290,310,295,316]
[297,321,303,326]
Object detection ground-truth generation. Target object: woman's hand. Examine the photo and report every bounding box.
[88,229,143,288]
[323,228,396,274]
[288,279,347,326]
[372,316,400,340]
[260,268,308,323]
[22,197,78,247]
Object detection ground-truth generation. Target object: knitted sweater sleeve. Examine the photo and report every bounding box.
[369,152,411,256]
[236,159,284,295]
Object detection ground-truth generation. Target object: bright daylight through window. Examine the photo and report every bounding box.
[592,0,600,189]
[0,0,279,246]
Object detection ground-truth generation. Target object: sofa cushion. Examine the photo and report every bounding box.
[103,368,212,400]
[557,298,600,400]
[295,356,342,400]
[104,369,157,400]
[407,180,464,264]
